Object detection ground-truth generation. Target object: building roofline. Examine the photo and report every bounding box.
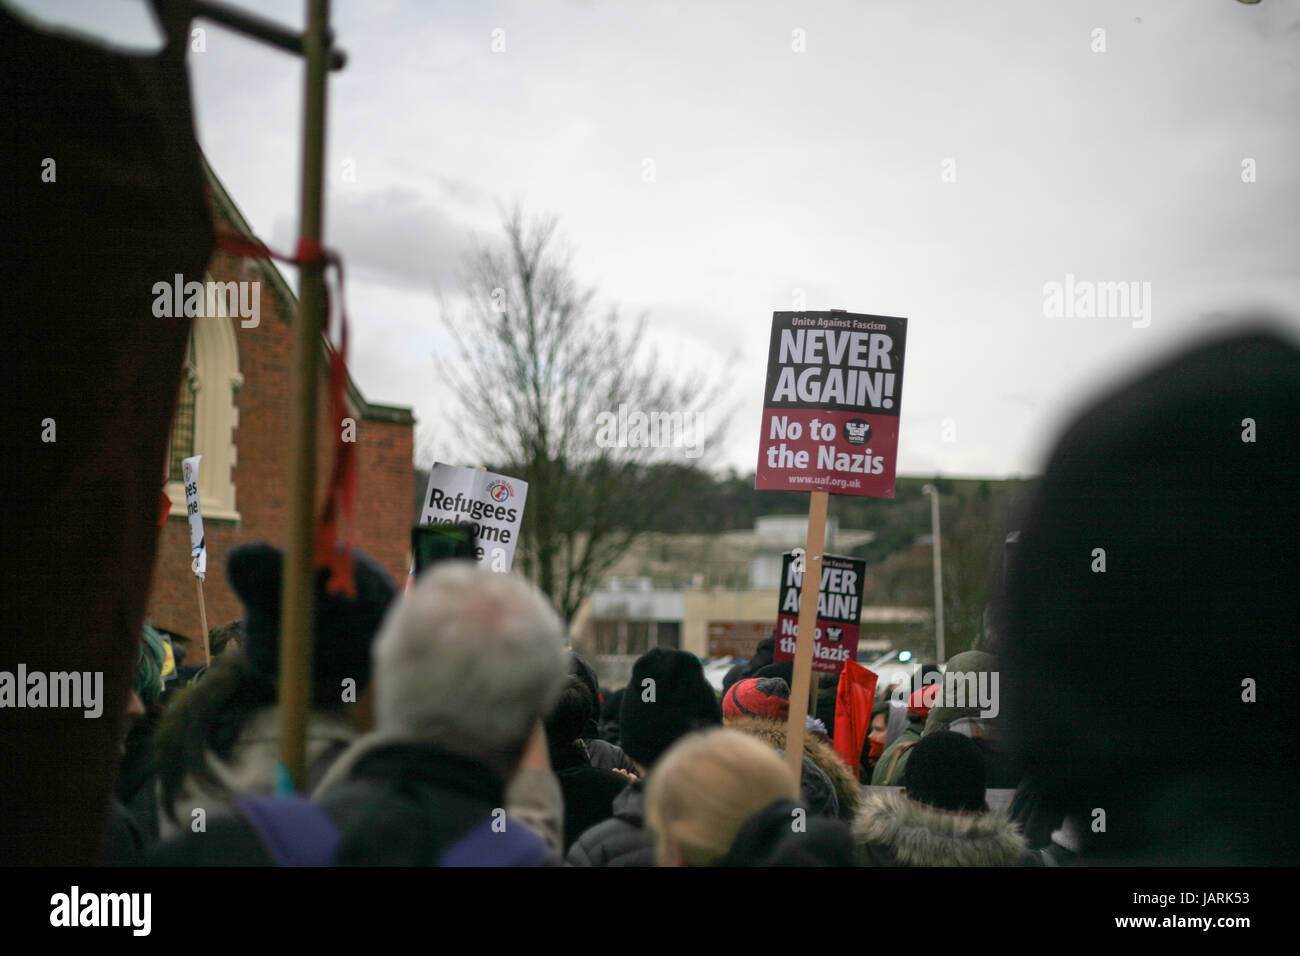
[203,158,415,427]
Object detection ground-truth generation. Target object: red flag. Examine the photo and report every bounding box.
[833,659,878,772]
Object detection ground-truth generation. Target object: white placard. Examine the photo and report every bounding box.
[417,463,528,572]
[181,455,206,579]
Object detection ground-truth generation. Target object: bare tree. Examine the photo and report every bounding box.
[436,205,729,621]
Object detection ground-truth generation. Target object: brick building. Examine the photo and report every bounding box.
[147,163,414,647]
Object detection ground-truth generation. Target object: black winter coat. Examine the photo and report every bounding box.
[719,800,855,866]
[565,779,655,867]
[551,746,628,854]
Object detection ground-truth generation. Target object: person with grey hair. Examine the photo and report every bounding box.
[363,561,569,778]
[150,563,570,866]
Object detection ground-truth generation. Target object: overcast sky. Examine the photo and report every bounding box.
[18,0,1300,478]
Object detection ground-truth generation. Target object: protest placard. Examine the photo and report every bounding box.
[755,311,908,497]
[753,309,908,782]
[773,551,866,675]
[181,455,210,663]
[417,463,528,572]
[181,455,206,578]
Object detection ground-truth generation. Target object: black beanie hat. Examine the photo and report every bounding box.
[227,542,397,706]
[753,661,794,684]
[619,648,721,768]
[997,326,1300,811]
[903,730,986,812]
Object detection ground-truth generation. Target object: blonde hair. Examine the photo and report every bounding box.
[645,728,800,866]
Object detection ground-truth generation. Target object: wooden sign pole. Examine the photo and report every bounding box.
[278,0,332,792]
[194,577,211,666]
[784,489,828,782]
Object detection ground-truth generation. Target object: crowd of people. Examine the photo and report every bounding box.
[98,326,1297,867]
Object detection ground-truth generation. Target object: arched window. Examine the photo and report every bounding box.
[165,275,242,520]
[166,351,198,483]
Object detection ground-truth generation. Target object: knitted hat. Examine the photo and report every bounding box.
[907,683,936,719]
[619,648,721,768]
[723,677,791,721]
[227,542,397,706]
[903,729,986,812]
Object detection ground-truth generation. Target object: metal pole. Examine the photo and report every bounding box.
[277,0,331,791]
[923,484,945,663]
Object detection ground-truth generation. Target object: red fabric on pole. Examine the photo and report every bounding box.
[313,254,356,597]
[213,231,357,596]
[834,659,878,771]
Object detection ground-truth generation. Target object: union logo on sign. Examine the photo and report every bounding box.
[488,480,512,501]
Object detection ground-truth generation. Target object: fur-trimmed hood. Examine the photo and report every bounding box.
[852,789,1028,866]
[725,716,860,821]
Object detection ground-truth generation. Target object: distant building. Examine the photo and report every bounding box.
[569,516,930,685]
[146,163,414,650]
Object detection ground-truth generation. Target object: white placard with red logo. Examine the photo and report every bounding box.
[417,463,529,572]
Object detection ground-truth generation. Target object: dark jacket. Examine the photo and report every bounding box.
[851,789,1030,866]
[569,652,604,740]
[149,742,546,866]
[552,745,628,854]
[1007,775,1064,850]
[566,779,655,867]
[719,799,855,866]
[101,801,145,866]
[117,710,161,851]
[586,738,637,774]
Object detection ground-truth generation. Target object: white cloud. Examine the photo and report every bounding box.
[32,0,1299,477]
